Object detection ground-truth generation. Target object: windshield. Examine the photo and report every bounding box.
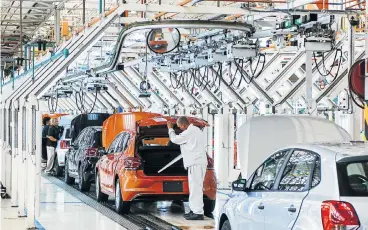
[337,160,368,197]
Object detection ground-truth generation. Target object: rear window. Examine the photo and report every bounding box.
[337,161,368,197]
[65,128,71,139]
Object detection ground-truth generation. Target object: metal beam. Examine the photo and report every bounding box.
[120,3,254,15]
[0,20,49,22]
[0,6,54,9]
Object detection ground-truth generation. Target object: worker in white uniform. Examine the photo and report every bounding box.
[167,116,208,220]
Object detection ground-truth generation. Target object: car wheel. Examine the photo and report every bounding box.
[221,220,231,230]
[64,159,75,185]
[54,156,62,177]
[115,180,130,214]
[96,172,108,202]
[78,165,90,192]
[204,199,216,214]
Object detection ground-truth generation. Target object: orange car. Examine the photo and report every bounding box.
[95,112,217,214]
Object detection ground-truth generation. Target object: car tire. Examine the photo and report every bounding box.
[54,156,62,177]
[96,172,108,202]
[221,220,231,230]
[204,199,216,214]
[115,180,130,214]
[64,159,75,185]
[78,165,91,192]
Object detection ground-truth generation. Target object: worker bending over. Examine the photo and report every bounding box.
[167,116,207,220]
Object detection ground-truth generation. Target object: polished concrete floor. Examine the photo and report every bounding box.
[1,177,230,230]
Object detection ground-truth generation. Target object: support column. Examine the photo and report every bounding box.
[11,107,18,207]
[26,102,36,228]
[236,114,247,170]
[54,8,61,43]
[305,51,315,115]
[228,112,235,181]
[214,105,230,189]
[35,106,42,218]
[17,105,26,217]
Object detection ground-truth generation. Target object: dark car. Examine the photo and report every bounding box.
[64,126,103,191]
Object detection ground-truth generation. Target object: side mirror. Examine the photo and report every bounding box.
[232,179,247,192]
[97,147,106,156]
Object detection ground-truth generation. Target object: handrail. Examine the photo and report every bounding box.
[3,51,64,86]
[5,6,121,88]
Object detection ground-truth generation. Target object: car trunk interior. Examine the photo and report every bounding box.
[138,146,187,176]
[136,124,207,176]
[137,125,188,176]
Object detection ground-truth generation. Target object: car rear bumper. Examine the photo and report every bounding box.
[120,170,217,201]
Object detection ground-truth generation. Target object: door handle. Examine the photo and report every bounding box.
[258,203,264,210]
[288,205,296,213]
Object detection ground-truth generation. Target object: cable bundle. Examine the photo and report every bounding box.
[168,55,266,97]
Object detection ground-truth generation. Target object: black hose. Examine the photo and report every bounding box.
[88,88,98,113]
[314,49,343,78]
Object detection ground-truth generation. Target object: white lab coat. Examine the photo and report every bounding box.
[168,124,208,214]
[168,124,208,168]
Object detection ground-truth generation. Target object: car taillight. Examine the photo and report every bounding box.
[86,148,98,157]
[207,155,214,170]
[60,140,69,149]
[124,157,141,170]
[321,200,360,230]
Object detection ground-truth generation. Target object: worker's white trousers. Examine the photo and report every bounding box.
[188,164,207,215]
[45,146,56,173]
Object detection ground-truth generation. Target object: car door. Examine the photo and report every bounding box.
[69,129,87,173]
[263,149,320,230]
[107,133,129,192]
[234,150,290,230]
[77,128,94,168]
[100,133,123,194]
[110,133,131,191]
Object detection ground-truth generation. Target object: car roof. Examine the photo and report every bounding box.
[284,141,368,161]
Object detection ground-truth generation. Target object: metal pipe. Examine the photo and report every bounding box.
[32,47,35,82]
[82,0,86,25]
[20,0,23,60]
[12,62,14,90]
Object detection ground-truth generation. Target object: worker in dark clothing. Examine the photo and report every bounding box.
[42,117,51,169]
[45,118,60,174]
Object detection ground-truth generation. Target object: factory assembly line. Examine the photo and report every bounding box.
[1,0,368,230]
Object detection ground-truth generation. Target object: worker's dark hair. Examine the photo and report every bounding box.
[177,116,190,125]
[43,117,51,126]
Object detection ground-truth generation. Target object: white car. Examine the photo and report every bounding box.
[219,141,368,230]
[54,124,71,176]
[54,115,75,176]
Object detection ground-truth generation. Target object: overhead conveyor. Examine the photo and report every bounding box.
[126,67,178,107]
